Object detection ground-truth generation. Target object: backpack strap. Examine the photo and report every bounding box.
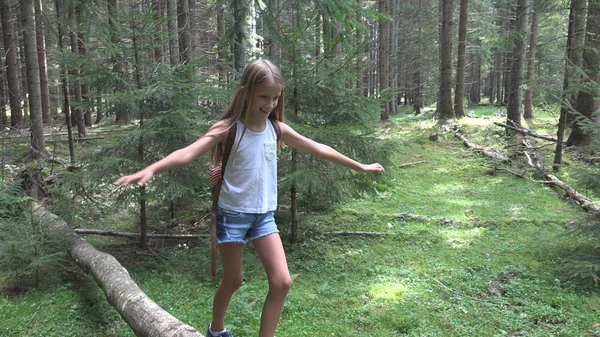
[269,118,281,143]
[210,122,237,278]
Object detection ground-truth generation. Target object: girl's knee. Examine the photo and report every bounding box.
[269,274,292,293]
[221,274,243,291]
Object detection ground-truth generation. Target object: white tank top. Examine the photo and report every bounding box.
[218,120,278,213]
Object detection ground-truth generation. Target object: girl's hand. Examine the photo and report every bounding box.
[113,169,154,187]
[362,163,385,173]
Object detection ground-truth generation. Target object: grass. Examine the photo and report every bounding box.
[2,107,600,336]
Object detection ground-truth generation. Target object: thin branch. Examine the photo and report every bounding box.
[74,229,209,239]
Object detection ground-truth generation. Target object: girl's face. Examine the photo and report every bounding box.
[248,80,282,120]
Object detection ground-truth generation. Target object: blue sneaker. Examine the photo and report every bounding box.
[206,324,233,337]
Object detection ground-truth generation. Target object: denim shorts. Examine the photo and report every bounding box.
[216,206,279,244]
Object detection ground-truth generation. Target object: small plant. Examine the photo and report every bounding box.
[0,180,70,293]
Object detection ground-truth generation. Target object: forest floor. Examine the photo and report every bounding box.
[2,106,600,337]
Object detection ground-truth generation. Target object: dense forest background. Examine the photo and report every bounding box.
[1,0,600,334]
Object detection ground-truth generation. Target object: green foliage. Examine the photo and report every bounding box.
[559,109,600,285]
[0,198,70,292]
[51,71,222,227]
[0,179,29,218]
[262,5,396,209]
[274,56,394,210]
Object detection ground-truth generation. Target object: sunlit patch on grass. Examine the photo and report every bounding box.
[369,281,407,302]
[443,227,487,249]
[461,116,501,126]
[417,119,437,129]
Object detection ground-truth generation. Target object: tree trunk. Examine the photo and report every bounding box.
[379,0,390,121]
[468,49,481,104]
[523,7,538,119]
[187,0,196,57]
[267,0,280,58]
[109,0,129,124]
[356,0,363,94]
[506,0,529,129]
[438,0,454,119]
[167,0,179,66]
[216,6,227,86]
[290,17,299,242]
[489,55,496,104]
[0,46,7,128]
[502,55,508,104]
[500,4,512,106]
[34,0,50,124]
[178,0,191,64]
[95,91,103,124]
[0,0,23,127]
[413,0,423,114]
[69,15,86,138]
[389,0,399,115]
[454,0,468,117]
[55,0,75,162]
[32,205,204,337]
[22,0,45,157]
[568,0,599,146]
[78,27,92,127]
[152,0,164,62]
[553,0,587,170]
[132,21,149,250]
[494,52,502,104]
[232,0,247,72]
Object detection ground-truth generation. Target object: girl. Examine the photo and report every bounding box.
[113,59,385,337]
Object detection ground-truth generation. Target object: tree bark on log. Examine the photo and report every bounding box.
[493,122,559,143]
[518,139,600,213]
[32,204,204,337]
[455,133,510,162]
[543,174,599,212]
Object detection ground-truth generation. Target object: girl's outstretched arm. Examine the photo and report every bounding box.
[279,122,385,173]
[113,120,230,186]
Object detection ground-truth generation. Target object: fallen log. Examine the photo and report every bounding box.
[518,138,600,213]
[75,228,210,239]
[543,174,600,212]
[455,131,599,213]
[455,133,510,162]
[32,204,204,337]
[493,122,559,143]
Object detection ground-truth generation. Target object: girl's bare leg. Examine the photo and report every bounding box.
[211,243,244,331]
[252,233,292,337]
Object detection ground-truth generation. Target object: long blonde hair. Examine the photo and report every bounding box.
[210,59,285,165]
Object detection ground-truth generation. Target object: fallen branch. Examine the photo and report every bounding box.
[543,172,599,212]
[32,204,204,337]
[493,122,559,143]
[53,136,105,142]
[394,213,460,226]
[495,167,529,178]
[1,127,135,140]
[516,138,599,213]
[455,133,510,162]
[398,161,426,168]
[74,228,209,239]
[394,212,569,226]
[326,231,386,236]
